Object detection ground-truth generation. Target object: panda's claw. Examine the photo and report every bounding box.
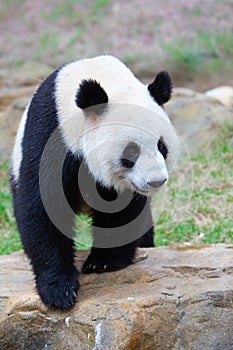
[82,252,132,274]
[36,273,79,311]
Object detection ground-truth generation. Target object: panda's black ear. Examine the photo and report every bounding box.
[75,79,108,115]
[148,71,172,106]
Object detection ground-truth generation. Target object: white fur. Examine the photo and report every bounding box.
[12,55,180,194]
[127,146,169,193]
[78,110,178,194]
[55,55,170,153]
[11,104,30,183]
[55,55,181,194]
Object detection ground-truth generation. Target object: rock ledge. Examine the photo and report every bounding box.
[0,245,233,350]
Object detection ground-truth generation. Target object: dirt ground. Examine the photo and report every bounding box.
[0,0,233,89]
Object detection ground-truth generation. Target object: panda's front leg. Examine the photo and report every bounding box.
[31,152,82,310]
[34,232,80,311]
[13,178,80,311]
[21,213,80,310]
[82,192,152,274]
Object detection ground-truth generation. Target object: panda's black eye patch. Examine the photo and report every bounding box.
[157,137,168,159]
[121,142,140,169]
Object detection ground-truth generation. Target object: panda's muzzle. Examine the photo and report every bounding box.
[147,179,167,188]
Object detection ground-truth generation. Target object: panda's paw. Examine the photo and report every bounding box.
[82,253,132,274]
[36,272,79,311]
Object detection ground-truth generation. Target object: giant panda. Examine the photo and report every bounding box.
[10,55,180,310]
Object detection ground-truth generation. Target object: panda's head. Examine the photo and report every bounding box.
[56,56,181,195]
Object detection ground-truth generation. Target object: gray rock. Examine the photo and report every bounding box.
[0,60,53,87]
[0,245,232,350]
[172,87,198,99]
[0,60,54,158]
[0,94,32,158]
[165,93,233,152]
[205,86,233,107]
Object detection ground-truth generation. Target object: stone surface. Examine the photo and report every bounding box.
[0,245,233,350]
[172,87,199,99]
[0,60,53,158]
[165,93,233,151]
[0,60,53,87]
[0,95,32,158]
[205,86,233,107]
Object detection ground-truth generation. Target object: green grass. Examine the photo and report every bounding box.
[75,213,93,250]
[0,122,232,254]
[93,0,109,10]
[0,162,21,254]
[153,121,233,246]
[163,31,233,74]
[41,1,81,22]
[35,1,109,60]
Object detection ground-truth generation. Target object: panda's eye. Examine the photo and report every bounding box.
[157,137,168,159]
[121,142,140,169]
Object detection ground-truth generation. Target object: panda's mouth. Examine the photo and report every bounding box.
[115,175,162,196]
[131,183,152,196]
[115,176,151,196]
[131,181,166,196]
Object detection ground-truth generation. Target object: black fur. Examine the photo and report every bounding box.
[120,142,140,169]
[82,185,154,273]
[75,79,108,114]
[10,69,79,311]
[148,71,172,105]
[10,69,154,311]
[157,137,168,159]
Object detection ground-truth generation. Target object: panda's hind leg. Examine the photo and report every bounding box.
[139,227,154,247]
[82,189,153,274]
[82,243,138,274]
[82,226,154,273]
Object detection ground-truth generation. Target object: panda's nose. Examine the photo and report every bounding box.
[147,179,167,188]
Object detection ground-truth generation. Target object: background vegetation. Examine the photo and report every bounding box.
[0,0,233,89]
